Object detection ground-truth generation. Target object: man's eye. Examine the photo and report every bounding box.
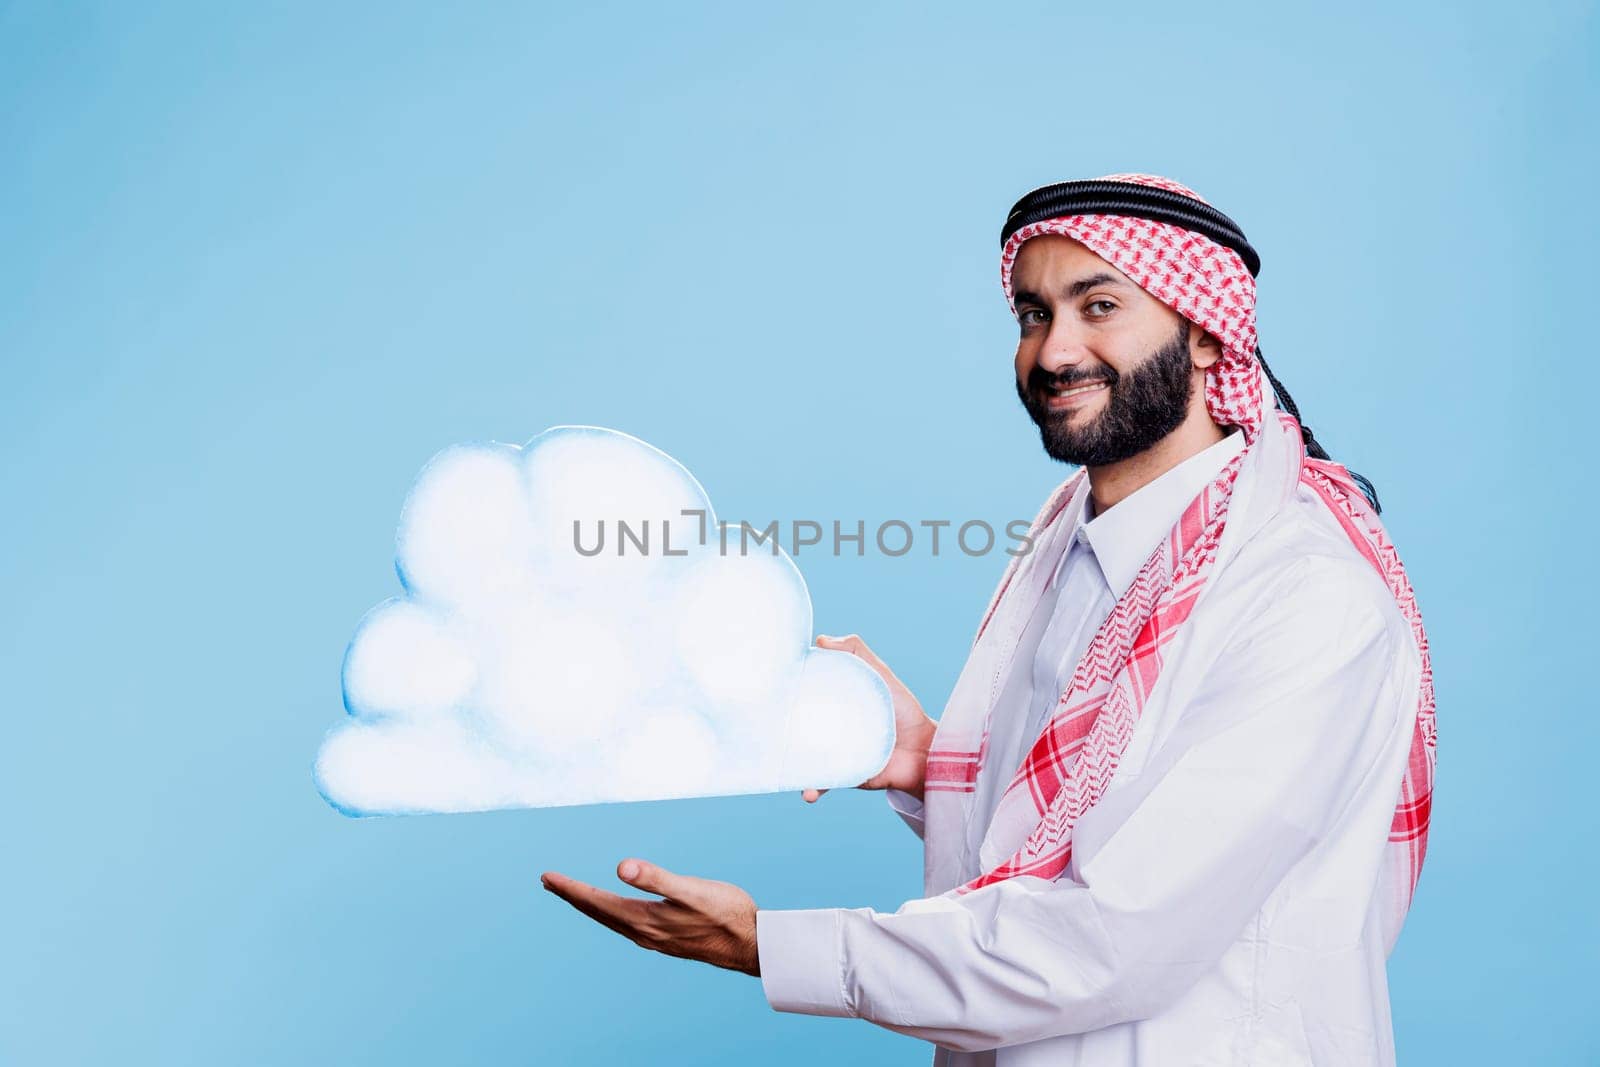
[1019,308,1047,327]
[1085,300,1117,317]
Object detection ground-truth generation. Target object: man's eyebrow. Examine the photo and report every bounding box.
[1066,272,1128,297]
[1013,273,1128,306]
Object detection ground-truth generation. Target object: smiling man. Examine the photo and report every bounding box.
[542,173,1436,1066]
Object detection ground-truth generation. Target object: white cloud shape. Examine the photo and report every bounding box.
[314,426,894,816]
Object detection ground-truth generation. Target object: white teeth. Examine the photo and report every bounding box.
[1052,382,1107,398]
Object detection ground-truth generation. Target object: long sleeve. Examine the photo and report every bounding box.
[757,558,1420,1053]
[885,787,926,839]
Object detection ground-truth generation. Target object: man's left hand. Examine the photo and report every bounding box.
[540,859,760,977]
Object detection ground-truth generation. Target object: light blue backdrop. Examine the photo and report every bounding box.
[3,2,1595,1063]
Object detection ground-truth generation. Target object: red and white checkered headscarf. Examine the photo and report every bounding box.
[1000,173,1265,438]
[926,174,1436,942]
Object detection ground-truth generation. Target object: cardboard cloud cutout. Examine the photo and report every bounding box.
[315,426,895,816]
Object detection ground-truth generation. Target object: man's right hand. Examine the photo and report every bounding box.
[803,633,937,803]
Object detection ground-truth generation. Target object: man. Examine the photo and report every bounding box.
[542,174,1435,1065]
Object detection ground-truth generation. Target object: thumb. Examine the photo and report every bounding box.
[617,858,695,902]
[816,633,893,679]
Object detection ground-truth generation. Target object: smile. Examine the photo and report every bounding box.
[1045,380,1109,410]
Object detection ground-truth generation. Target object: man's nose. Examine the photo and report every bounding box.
[1036,320,1090,376]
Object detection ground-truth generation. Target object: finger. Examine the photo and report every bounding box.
[816,632,864,654]
[816,632,892,676]
[616,858,707,906]
[801,788,830,803]
[541,873,653,939]
[545,885,658,950]
[555,890,643,942]
[541,871,631,917]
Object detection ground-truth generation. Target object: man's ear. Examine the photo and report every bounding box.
[1188,323,1223,370]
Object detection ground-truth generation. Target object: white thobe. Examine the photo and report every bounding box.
[756,429,1424,1066]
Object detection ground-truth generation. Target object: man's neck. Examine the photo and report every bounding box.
[1086,409,1228,516]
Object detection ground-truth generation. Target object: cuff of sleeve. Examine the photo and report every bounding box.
[756,908,852,1018]
[886,788,926,836]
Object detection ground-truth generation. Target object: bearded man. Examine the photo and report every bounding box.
[542,174,1436,1066]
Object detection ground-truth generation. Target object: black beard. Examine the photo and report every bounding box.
[1015,319,1195,466]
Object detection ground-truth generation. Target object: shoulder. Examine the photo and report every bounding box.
[1200,489,1415,666]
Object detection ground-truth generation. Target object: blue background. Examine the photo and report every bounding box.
[3,2,1595,1063]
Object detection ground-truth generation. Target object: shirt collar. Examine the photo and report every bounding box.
[1073,430,1246,599]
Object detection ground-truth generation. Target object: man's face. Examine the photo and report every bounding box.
[1011,235,1212,466]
